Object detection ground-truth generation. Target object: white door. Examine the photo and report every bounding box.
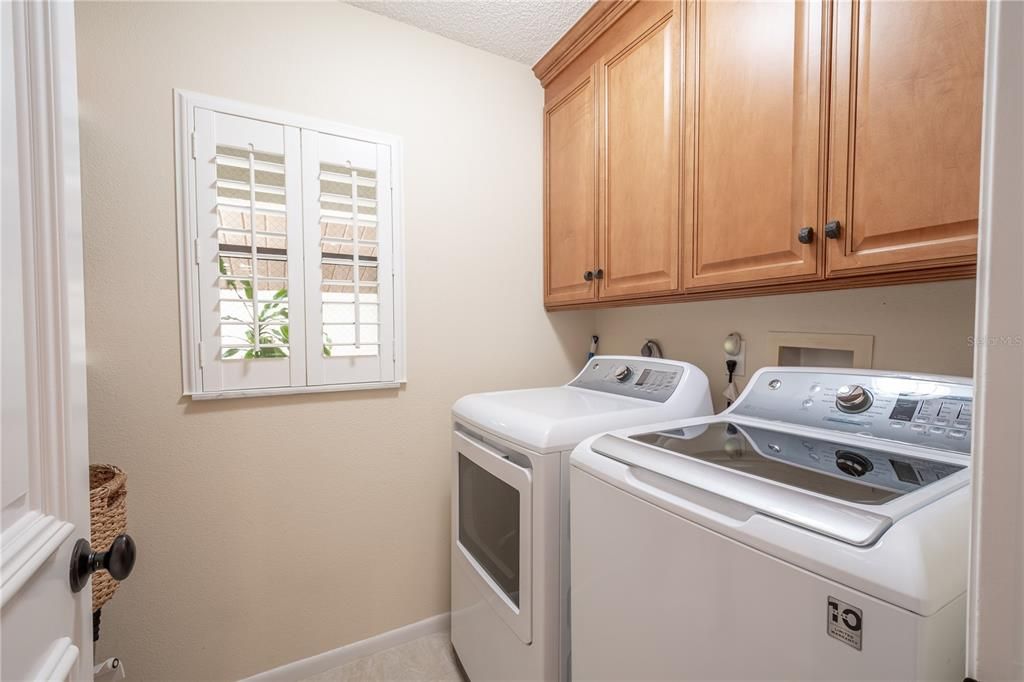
[1,2,94,680]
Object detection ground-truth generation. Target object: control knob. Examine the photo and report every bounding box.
[836,384,873,413]
[612,365,633,383]
[835,450,874,477]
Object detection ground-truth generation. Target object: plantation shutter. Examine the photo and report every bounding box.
[301,129,396,386]
[192,109,306,392]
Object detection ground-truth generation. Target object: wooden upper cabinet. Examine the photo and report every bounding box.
[598,7,681,299]
[535,0,983,308]
[826,0,986,276]
[683,0,826,290]
[544,69,598,305]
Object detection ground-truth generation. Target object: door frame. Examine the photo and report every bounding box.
[2,0,93,678]
[966,1,1024,679]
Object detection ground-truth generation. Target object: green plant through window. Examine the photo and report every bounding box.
[219,257,330,359]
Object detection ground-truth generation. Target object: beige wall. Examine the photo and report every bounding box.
[595,280,977,412]
[74,3,592,679]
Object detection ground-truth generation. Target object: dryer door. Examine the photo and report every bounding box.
[453,430,533,643]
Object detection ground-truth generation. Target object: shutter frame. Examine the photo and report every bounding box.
[174,90,405,398]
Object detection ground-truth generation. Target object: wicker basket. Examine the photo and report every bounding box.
[89,464,128,612]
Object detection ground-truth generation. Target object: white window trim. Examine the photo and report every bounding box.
[173,89,407,399]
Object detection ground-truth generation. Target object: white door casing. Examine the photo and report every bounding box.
[1,1,94,680]
[967,1,1024,679]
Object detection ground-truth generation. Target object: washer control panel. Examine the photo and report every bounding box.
[731,369,974,454]
[569,357,683,403]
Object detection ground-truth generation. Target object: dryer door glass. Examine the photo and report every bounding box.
[458,454,520,606]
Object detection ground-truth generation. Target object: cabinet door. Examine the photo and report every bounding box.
[544,69,598,305]
[683,0,826,290]
[826,0,985,275]
[599,7,681,299]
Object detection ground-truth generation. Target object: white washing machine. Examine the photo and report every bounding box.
[451,356,712,681]
[570,367,974,681]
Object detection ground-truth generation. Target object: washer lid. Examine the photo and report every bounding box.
[591,420,966,546]
[630,422,966,505]
[590,430,893,546]
[453,386,668,453]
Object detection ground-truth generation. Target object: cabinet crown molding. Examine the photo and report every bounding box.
[532,0,637,87]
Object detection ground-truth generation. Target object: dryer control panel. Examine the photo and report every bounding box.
[569,357,685,403]
[730,369,974,455]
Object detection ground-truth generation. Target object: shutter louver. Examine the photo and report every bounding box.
[320,161,380,358]
[215,144,290,359]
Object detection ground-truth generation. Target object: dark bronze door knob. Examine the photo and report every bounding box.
[69,534,136,593]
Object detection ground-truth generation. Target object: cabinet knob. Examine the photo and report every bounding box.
[583,270,594,282]
[595,268,604,280]
[797,226,814,244]
[825,220,841,239]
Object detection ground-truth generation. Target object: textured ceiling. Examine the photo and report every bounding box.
[347,1,596,65]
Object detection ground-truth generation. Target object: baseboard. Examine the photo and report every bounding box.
[242,612,451,682]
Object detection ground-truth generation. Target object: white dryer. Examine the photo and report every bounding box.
[571,367,974,681]
[451,356,712,681]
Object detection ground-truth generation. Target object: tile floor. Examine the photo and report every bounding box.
[303,632,466,682]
